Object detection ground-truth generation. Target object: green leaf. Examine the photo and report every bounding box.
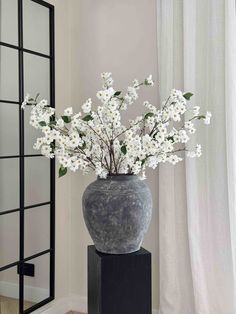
[38,121,47,127]
[114,91,121,97]
[141,159,146,166]
[59,166,67,178]
[183,92,194,100]
[197,115,205,120]
[82,115,93,122]
[144,112,154,119]
[62,116,71,123]
[121,145,127,155]
[167,136,174,142]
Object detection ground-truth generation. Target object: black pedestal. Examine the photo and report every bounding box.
[88,245,152,314]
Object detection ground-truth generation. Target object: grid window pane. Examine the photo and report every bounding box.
[0,212,19,268]
[0,159,19,212]
[25,157,50,207]
[24,52,50,101]
[0,46,19,101]
[23,0,50,55]
[0,0,18,45]
[0,266,19,313]
[24,253,50,310]
[0,103,19,156]
[24,205,50,258]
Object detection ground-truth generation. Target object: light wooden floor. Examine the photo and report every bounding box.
[0,296,83,314]
[0,296,34,314]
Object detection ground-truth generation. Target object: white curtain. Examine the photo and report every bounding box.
[157,0,236,313]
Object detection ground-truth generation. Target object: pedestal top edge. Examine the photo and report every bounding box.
[88,245,151,257]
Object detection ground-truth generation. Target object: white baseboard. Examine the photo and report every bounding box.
[32,294,158,314]
[0,281,48,303]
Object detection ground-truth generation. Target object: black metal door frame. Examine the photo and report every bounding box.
[0,0,55,313]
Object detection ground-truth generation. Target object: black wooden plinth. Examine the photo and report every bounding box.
[88,245,152,314]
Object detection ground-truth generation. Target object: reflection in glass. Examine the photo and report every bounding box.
[0,159,19,212]
[24,254,50,309]
[25,205,50,258]
[0,46,19,101]
[0,103,19,156]
[0,266,19,314]
[0,212,19,268]
[0,0,18,45]
[23,0,50,55]
[24,53,50,101]
[25,157,50,206]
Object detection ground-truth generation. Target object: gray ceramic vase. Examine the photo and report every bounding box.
[82,175,153,254]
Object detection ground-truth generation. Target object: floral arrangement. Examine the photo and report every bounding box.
[22,73,211,179]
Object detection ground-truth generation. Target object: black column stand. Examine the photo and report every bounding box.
[88,245,152,314]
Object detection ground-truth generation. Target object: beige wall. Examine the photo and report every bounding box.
[48,0,159,310]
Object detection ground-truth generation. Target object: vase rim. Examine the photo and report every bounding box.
[98,174,139,181]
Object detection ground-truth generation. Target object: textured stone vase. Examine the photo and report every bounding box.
[82,175,153,254]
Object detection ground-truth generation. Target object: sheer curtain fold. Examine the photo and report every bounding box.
[157,0,236,313]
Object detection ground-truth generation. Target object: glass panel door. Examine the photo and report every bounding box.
[0,1,55,313]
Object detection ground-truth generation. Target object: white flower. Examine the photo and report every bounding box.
[133,79,139,88]
[21,94,30,109]
[56,118,64,128]
[42,126,51,134]
[64,107,73,116]
[82,98,92,113]
[24,73,210,178]
[155,132,164,144]
[184,121,194,129]
[97,87,115,104]
[170,110,181,122]
[168,155,182,165]
[147,156,158,169]
[33,137,44,150]
[101,72,112,80]
[125,86,138,105]
[196,144,202,157]
[188,127,196,134]
[187,144,202,158]
[179,130,189,144]
[39,99,48,107]
[145,75,154,86]
[204,112,212,125]
[187,151,196,158]
[101,72,114,89]
[41,145,53,158]
[124,94,133,105]
[95,162,108,178]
